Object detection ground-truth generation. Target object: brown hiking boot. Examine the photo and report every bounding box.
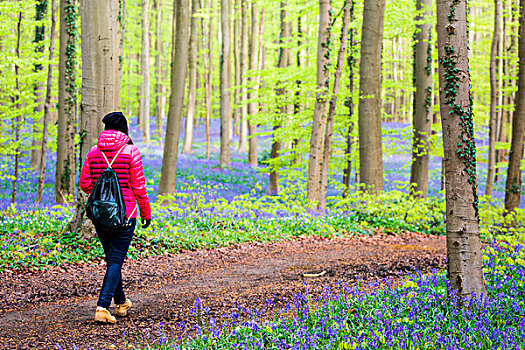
[115,299,133,317]
[94,307,116,324]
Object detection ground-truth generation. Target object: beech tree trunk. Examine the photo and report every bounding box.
[319,0,351,210]
[505,0,525,212]
[410,0,433,198]
[71,0,121,235]
[219,0,232,168]
[343,0,356,195]
[140,0,151,144]
[306,0,331,204]
[436,0,487,300]
[154,0,164,141]
[358,0,385,192]
[247,3,261,167]
[268,0,291,195]
[495,25,505,182]
[56,0,78,204]
[182,0,200,154]
[37,0,57,204]
[238,0,249,152]
[486,0,501,197]
[202,0,213,160]
[158,0,190,194]
[233,0,240,137]
[31,0,48,169]
[291,15,303,166]
[12,12,22,204]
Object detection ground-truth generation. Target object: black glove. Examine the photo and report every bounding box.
[141,218,151,229]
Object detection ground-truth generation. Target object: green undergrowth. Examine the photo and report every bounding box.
[1,189,524,271]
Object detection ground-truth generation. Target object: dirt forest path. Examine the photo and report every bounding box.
[0,232,445,350]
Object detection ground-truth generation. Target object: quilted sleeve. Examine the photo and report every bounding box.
[129,146,152,220]
[79,153,93,194]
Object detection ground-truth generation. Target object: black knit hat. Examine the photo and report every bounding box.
[102,111,128,135]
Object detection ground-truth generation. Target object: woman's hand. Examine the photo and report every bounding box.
[141,218,151,229]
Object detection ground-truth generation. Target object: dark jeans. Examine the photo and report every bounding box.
[96,219,136,309]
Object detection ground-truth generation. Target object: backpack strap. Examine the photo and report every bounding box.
[100,145,127,168]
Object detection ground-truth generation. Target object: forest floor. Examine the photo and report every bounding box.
[0,231,445,350]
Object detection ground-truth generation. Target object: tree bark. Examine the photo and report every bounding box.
[31,0,48,169]
[182,0,200,154]
[343,0,356,195]
[247,2,261,167]
[505,0,525,212]
[268,0,291,195]
[486,0,501,197]
[219,0,232,168]
[202,0,213,160]
[410,0,433,198]
[358,0,385,192]
[139,0,151,144]
[233,0,240,137]
[291,14,303,166]
[37,0,58,204]
[238,0,249,152]
[154,0,164,141]
[495,25,505,182]
[56,0,78,203]
[158,0,190,194]
[319,0,351,210]
[436,0,487,300]
[12,11,22,204]
[306,0,331,204]
[71,0,121,235]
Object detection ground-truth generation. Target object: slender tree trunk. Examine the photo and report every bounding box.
[219,0,232,168]
[31,0,48,169]
[436,0,487,300]
[37,0,57,204]
[486,0,501,196]
[56,0,78,204]
[205,0,215,159]
[499,0,518,180]
[247,1,260,166]
[233,0,240,137]
[238,0,249,152]
[291,15,303,166]
[358,0,385,192]
[12,12,22,204]
[505,0,525,212]
[154,0,164,141]
[391,38,398,120]
[139,0,151,144]
[158,0,190,194]
[71,0,121,235]
[306,0,331,203]
[183,0,200,154]
[410,0,433,197]
[268,0,291,195]
[343,0,356,195]
[319,0,350,210]
[495,24,504,183]
[202,0,213,160]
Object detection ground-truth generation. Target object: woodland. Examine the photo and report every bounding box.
[0,0,525,348]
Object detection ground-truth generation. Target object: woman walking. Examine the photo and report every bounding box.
[80,112,151,324]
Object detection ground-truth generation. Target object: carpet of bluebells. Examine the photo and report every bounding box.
[104,238,524,350]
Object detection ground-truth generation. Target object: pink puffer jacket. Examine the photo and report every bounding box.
[79,130,151,220]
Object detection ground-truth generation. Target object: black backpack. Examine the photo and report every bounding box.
[86,145,132,229]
